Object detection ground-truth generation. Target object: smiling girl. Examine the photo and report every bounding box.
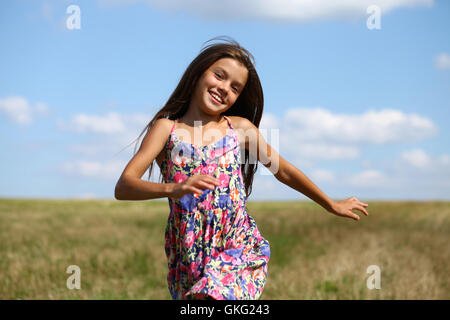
[115,36,369,300]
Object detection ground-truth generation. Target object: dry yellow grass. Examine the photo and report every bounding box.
[0,199,448,299]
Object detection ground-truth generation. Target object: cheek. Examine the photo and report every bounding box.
[229,94,240,105]
[203,74,217,86]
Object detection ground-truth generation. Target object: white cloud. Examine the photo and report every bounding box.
[398,149,450,174]
[291,143,360,160]
[0,96,51,125]
[348,169,388,187]
[98,0,433,22]
[60,111,153,160]
[283,108,437,145]
[434,53,450,70]
[400,149,431,168]
[35,102,51,116]
[60,112,127,134]
[310,169,336,183]
[438,154,450,166]
[0,96,32,125]
[259,113,279,132]
[251,108,437,163]
[59,111,151,135]
[60,159,127,180]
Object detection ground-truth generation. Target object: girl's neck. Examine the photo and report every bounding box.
[179,109,223,127]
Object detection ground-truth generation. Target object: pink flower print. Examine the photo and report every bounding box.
[198,198,213,211]
[225,238,234,250]
[209,268,221,280]
[218,173,230,188]
[221,253,233,263]
[191,278,207,292]
[180,221,187,236]
[207,162,218,175]
[211,286,223,300]
[216,147,226,156]
[205,224,213,242]
[174,172,187,184]
[190,261,201,278]
[248,281,256,297]
[221,273,235,286]
[184,231,195,248]
[242,269,251,280]
[201,161,218,176]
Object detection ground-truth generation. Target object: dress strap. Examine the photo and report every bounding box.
[223,115,233,129]
[222,115,238,147]
[170,119,178,135]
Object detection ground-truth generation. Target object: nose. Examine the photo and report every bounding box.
[217,84,229,99]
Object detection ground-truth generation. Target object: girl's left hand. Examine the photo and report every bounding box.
[330,197,369,221]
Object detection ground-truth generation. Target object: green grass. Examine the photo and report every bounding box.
[0,198,448,299]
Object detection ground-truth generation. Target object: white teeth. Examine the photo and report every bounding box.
[210,92,223,103]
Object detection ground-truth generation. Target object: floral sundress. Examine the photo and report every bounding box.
[160,115,271,300]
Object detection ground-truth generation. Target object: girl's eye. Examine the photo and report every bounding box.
[215,72,239,93]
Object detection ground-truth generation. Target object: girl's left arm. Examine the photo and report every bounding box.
[238,118,369,221]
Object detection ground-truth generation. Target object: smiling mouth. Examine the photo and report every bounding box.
[209,91,224,104]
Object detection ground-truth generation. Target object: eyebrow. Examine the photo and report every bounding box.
[214,67,245,88]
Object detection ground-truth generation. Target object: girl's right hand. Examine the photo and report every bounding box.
[170,175,220,199]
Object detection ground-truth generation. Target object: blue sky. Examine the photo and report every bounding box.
[0,0,449,201]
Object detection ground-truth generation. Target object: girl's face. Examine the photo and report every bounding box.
[191,57,248,116]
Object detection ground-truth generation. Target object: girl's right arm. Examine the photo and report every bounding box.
[114,118,174,200]
[114,118,219,201]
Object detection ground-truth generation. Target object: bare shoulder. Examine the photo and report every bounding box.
[227,115,255,131]
[141,118,174,167]
[141,118,173,146]
[154,117,174,130]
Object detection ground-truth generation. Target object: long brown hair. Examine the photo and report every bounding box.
[132,35,264,198]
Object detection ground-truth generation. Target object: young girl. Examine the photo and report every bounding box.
[115,36,369,300]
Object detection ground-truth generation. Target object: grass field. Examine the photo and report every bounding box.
[0,198,448,299]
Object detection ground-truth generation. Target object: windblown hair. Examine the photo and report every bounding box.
[132,35,264,198]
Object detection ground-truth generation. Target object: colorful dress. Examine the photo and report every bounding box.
[160,115,271,300]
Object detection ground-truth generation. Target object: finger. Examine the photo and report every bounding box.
[198,181,215,189]
[355,204,369,216]
[206,176,220,185]
[348,211,360,221]
[359,201,369,207]
[190,187,204,194]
